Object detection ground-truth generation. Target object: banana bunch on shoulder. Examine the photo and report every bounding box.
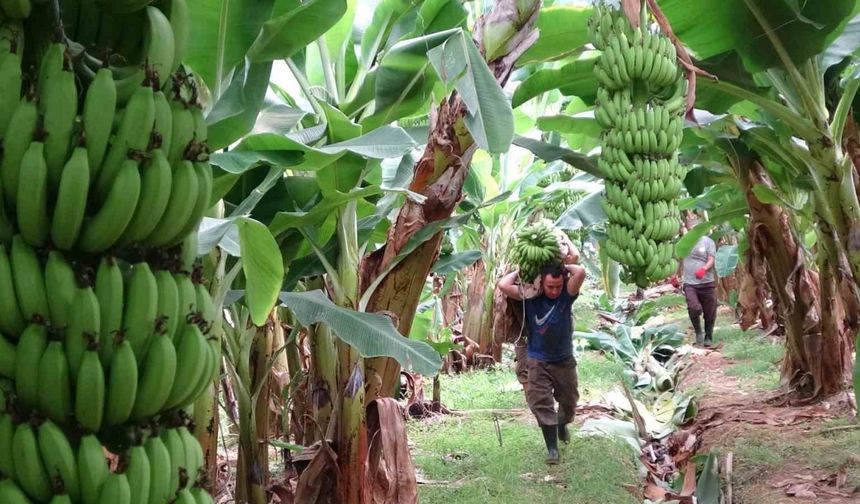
[589,1,687,288]
[508,220,563,282]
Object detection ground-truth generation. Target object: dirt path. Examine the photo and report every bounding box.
[677,345,859,503]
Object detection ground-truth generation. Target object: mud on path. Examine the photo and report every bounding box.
[677,345,859,503]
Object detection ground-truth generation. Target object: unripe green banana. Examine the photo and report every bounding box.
[180,231,198,274]
[152,91,173,154]
[130,332,176,420]
[120,150,173,244]
[16,140,50,247]
[95,258,124,366]
[164,324,207,409]
[145,159,199,246]
[83,68,117,179]
[167,99,193,165]
[178,426,203,487]
[40,52,77,191]
[154,270,180,340]
[0,50,22,140]
[126,445,151,504]
[75,347,105,433]
[97,473,131,504]
[13,422,51,501]
[38,341,73,424]
[0,478,30,503]
[78,435,109,504]
[174,275,197,341]
[174,161,213,241]
[194,282,216,334]
[0,96,37,205]
[162,428,186,493]
[174,489,196,504]
[0,334,14,378]
[143,6,176,88]
[65,286,101,379]
[51,147,91,250]
[38,419,80,500]
[123,262,158,363]
[104,339,138,427]
[0,0,30,21]
[45,250,77,328]
[0,244,25,337]
[14,324,47,410]
[0,413,15,479]
[50,495,72,504]
[191,487,214,504]
[79,159,142,253]
[95,85,154,201]
[143,435,171,504]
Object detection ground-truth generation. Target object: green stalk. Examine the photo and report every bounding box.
[317,38,340,104]
[698,79,819,140]
[286,58,328,124]
[214,0,230,101]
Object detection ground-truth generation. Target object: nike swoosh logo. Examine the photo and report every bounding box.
[535,305,556,326]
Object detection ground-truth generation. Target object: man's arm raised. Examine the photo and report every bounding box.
[498,270,524,301]
[565,264,586,296]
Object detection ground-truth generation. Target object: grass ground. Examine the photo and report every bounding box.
[409,291,857,504]
[409,352,639,504]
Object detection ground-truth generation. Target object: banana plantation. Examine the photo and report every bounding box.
[0,0,858,502]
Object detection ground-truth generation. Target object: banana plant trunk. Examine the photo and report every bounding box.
[236,318,274,504]
[359,0,541,401]
[741,158,851,398]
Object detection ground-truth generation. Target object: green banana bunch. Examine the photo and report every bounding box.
[590,1,686,287]
[508,220,562,282]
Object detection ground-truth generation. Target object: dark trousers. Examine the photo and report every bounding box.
[525,357,579,427]
[684,282,717,339]
[514,337,528,389]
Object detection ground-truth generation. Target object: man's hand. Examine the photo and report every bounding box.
[669,275,680,288]
[695,267,707,280]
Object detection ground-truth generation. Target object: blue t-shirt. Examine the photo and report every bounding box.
[524,289,577,362]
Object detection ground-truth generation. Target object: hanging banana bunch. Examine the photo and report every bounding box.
[0,0,217,502]
[587,1,687,288]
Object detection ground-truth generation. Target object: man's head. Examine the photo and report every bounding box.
[540,263,565,299]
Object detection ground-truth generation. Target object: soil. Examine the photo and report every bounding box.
[677,344,859,504]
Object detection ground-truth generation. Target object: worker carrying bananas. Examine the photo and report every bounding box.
[497,250,586,465]
[671,230,717,346]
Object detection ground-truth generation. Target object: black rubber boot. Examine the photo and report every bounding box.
[557,413,570,444]
[690,312,703,345]
[541,425,560,464]
[704,317,715,347]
